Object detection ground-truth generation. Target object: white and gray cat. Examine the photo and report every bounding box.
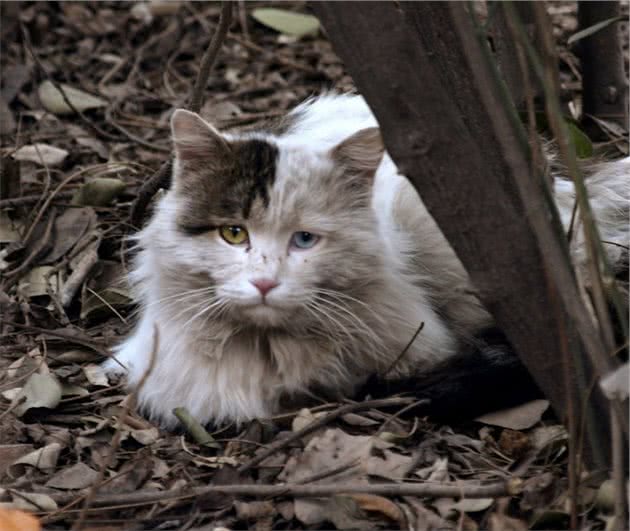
[105,93,629,427]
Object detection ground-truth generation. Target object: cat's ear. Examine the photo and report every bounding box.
[331,127,384,176]
[170,109,231,162]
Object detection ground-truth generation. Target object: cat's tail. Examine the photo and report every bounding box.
[362,329,543,422]
[553,156,629,280]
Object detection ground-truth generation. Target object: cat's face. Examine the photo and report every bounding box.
[157,110,385,329]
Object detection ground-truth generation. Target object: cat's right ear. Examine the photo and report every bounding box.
[170,109,231,162]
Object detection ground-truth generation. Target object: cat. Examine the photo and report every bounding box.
[104,93,629,428]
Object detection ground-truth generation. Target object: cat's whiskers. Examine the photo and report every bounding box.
[311,294,384,351]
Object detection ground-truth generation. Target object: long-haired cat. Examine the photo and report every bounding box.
[105,94,629,427]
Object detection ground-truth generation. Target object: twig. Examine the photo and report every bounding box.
[383,321,424,377]
[129,159,172,229]
[0,192,75,208]
[72,326,159,531]
[60,241,101,307]
[238,397,415,474]
[2,208,55,280]
[129,2,233,227]
[190,2,232,113]
[50,478,521,508]
[173,406,218,446]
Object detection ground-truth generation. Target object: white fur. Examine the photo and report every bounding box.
[105,94,629,427]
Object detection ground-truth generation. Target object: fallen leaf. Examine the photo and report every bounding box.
[72,177,126,206]
[8,491,57,512]
[475,399,549,430]
[67,124,109,159]
[39,207,96,264]
[13,373,62,417]
[38,80,107,115]
[452,497,494,513]
[8,443,62,476]
[12,144,69,167]
[0,445,33,478]
[60,384,89,398]
[18,266,58,298]
[130,428,159,445]
[0,213,22,244]
[251,8,319,38]
[45,462,99,490]
[83,364,110,387]
[347,493,405,526]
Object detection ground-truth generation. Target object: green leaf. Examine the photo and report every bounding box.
[567,121,593,159]
[252,8,319,38]
[72,177,126,206]
[568,16,624,46]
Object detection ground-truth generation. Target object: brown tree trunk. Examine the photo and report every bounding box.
[312,1,626,470]
[578,1,628,136]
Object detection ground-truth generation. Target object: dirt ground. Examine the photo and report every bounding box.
[1,2,628,530]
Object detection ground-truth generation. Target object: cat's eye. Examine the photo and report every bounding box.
[220,225,249,245]
[291,231,319,250]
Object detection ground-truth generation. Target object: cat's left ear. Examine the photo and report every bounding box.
[331,127,384,177]
[170,109,231,162]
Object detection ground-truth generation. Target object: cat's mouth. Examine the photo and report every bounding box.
[242,303,289,327]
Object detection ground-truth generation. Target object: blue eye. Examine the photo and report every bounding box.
[291,231,319,249]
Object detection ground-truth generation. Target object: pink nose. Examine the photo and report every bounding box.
[250,278,279,296]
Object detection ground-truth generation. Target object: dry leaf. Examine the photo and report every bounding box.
[475,399,549,430]
[130,428,159,445]
[9,442,62,476]
[38,80,107,115]
[0,445,33,478]
[39,207,96,264]
[83,364,110,387]
[12,144,69,167]
[347,493,405,526]
[45,462,99,490]
[13,373,62,417]
[18,266,58,298]
[8,491,58,512]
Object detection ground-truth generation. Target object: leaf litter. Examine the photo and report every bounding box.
[0,1,627,529]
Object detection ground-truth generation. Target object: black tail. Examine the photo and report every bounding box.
[361,329,543,423]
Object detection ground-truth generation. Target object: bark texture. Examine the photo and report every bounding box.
[578,1,628,134]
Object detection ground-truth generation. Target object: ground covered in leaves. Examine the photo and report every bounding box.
[1,2,627,530]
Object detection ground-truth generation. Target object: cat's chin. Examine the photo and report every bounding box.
[240,303,289,327]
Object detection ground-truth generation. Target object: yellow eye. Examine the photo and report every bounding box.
[219,225,249,245]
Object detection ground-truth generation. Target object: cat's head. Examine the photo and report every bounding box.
[154,109,385,330]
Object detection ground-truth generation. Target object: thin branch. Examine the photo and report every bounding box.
[129,2,232,227]
[50,478,521,509]
[190,2,232,113]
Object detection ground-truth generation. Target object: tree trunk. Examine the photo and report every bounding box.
[578,1,628,136]
[312,0,626,470]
